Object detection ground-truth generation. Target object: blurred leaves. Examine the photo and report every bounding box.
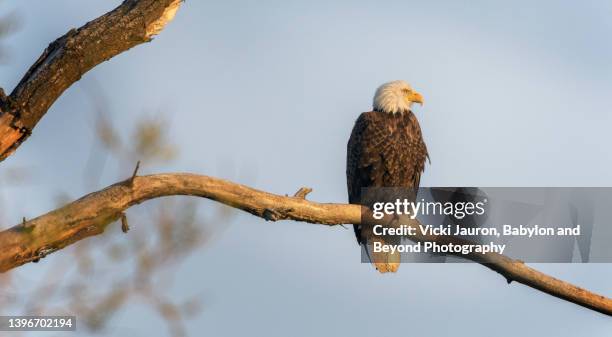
[96,114,177,163]
[96,114,177,161]
[64,112,206,336]
[0,166,29,185]
[96,115,121,153]
[0,5,220,336]
[0,11,21,63]
[0,89,228,337]
[133,116,177,162]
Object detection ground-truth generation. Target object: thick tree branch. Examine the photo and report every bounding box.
[0,173,610,316]
[0,0,182,161]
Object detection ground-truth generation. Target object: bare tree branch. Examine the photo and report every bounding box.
[0,0,182,162]
[0,173,609,316]
[0,0,609,320]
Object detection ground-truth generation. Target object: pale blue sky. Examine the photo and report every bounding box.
[1,0,612,336]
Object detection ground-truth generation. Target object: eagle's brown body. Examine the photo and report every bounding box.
[346,110,428,272]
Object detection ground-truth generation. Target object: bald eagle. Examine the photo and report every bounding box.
[346,80,429,273]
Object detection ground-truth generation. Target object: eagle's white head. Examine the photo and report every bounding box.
[373,80,424,115]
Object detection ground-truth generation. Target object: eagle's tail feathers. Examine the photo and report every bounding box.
[374,262,400,273]
[364,240,401,273]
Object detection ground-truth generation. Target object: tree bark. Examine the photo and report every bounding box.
[0,0,182,161]
[0,173,610,316]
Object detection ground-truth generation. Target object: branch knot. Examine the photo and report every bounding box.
[262,207,294,221]
[293,187,312,199]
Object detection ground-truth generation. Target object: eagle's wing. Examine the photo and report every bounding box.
[346,112,392,243]
[346,111,428,273]
[346,112,368,245]
[346,113,367,206]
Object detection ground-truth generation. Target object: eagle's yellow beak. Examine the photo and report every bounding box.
[408,91,424,106]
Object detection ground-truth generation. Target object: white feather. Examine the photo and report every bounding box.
[373,80,414,114]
